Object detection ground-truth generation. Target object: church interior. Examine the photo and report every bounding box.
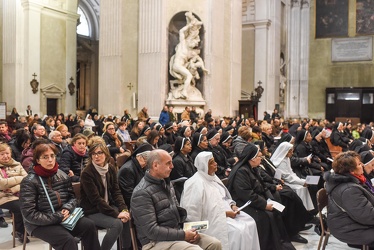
[1,0,373,123]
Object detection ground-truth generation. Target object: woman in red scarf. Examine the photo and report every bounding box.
[324,151,374,248]
[59,133,88,182]
[0,143,28,243]
[20,142,100,250]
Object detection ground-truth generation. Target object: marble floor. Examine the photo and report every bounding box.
[0,215,356,250]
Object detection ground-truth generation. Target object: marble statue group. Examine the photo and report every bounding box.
[168,12,209,101]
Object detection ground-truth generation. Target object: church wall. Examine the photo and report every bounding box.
[309,0,374,119]
[122,0,139,116]
[40,14,66,92]
[0,1,3,102]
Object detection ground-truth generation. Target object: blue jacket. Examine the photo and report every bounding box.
[159,111,170,125]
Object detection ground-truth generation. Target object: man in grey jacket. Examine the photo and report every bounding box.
[131,149,222,250]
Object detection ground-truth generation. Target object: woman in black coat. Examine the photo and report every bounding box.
[59,133,88,182]
[20,143,100,250]
[170,137,195,202]
[102,122,125,159]
[325,151,374,247]
[190,132,208,162]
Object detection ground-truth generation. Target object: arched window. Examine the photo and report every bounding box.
[77,7,90,37]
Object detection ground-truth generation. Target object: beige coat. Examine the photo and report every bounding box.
[0,160,27,205]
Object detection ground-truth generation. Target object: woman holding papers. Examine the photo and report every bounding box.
[180,151,260,250]
[227,143,295,250]
[270,142,314,211]
[325,151,374,247]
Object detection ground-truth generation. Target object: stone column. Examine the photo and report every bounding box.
[138,0,167,118]
[287,0,301,118]
[3,0,24,113]
[65,5,79,114]
[98,0,124,115]
[299,0,309,117]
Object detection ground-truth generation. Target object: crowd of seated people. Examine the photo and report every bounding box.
[0,106,373,249]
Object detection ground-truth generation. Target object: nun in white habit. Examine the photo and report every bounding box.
[180,151,260,250]
[270,142,314,211]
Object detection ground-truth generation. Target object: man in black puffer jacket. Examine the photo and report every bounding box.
[131,149,222,250]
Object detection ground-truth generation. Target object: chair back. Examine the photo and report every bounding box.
[116,151,131,169]
[317,188,328,212]
[72,182,81,200]
[129,211,140,250]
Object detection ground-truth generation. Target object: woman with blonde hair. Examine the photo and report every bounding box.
[45,117,56,134]
[103,122,125,159]
[130,121,145,140]
[0,143,28,243]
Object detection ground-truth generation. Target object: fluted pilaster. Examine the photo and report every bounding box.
[138,0,166,117]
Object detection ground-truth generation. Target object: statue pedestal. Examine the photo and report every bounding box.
[165,98,205,122]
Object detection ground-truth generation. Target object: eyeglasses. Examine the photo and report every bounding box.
[107,128,115,130]
[92,151,105,157]
[40,154,56,160]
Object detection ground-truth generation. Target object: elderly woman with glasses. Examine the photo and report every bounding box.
[20,142,100,250]
[0,143,28,243]
[80,142,130,250]
[325,151,374,248]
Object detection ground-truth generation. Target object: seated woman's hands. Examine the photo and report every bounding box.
[61,209,70,221]
[117,210,130,223]
[226,205,240,218]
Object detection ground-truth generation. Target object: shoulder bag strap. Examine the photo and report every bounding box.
[38,176,55,213]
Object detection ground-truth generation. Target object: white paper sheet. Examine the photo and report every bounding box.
[237,200,251,211]
[267,198,285,212]
[305,175,320,185]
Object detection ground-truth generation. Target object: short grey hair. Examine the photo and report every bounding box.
[48,130,61,140]
[147,149,166,170]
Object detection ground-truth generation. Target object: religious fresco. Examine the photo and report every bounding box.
[315,0,348,38]
[356,0,374,35]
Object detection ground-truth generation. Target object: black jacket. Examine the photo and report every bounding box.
[20,168,77,235]
[131,172,185,246]
[103,133,124,159]
[59,145,88,182]
[228,163,270,210]
[80,163,127,218]
[325,171,374,246]
[170,153,196,201]
[118,157,145,207]
[207,144,228,179]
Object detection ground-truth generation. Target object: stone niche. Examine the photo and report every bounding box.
[166,11,207,113]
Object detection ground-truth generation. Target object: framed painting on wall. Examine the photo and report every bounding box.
[356,0,374,35]
[315,0,349,38]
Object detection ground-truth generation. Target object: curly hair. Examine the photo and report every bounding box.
[332,151,360,174]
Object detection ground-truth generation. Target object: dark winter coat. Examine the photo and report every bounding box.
[325,171,374,246]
